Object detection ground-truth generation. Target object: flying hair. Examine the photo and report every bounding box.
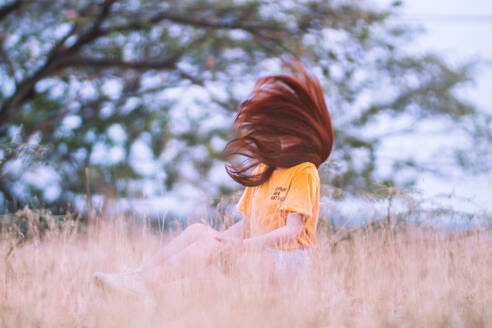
[222,57,334,187]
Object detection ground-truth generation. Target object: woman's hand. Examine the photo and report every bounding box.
[214,236,245,259]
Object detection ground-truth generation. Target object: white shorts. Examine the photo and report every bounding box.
[270,247,312,285]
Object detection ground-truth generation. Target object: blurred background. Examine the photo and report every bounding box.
[0,0,490,227]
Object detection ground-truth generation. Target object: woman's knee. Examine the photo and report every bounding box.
[183,223,216,241]
[196,234,222,262]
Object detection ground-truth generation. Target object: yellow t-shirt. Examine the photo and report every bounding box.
[236,162,320,250]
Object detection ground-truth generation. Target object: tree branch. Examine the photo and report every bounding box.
[0,0,117,126]
[106,10,284,36]
[0,0,21,21]
[45,23,79,63]
[0,63,57,126]
[63,0,117,56]
[57,56,178,70]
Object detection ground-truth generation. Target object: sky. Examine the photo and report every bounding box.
[390,0,492,111]
[374,0,492,213]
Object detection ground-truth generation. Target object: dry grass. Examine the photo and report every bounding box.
[0,214,490,328]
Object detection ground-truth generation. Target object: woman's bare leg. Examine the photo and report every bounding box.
[140,223,217,271]
[141,233,221,284]
[93,224,218,294]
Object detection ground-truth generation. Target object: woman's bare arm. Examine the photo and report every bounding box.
[243,212,305,251]
[218,217,249,239]
[215,212,305,253]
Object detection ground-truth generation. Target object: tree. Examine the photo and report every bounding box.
[0,0,489,212]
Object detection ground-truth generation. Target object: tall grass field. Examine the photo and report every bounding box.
[0,208,490,327]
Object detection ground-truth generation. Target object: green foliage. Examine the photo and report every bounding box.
[0,0,489,211]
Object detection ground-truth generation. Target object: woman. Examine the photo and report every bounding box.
[94,58,334,295]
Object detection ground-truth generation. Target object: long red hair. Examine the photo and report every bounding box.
[222,58,334,187]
